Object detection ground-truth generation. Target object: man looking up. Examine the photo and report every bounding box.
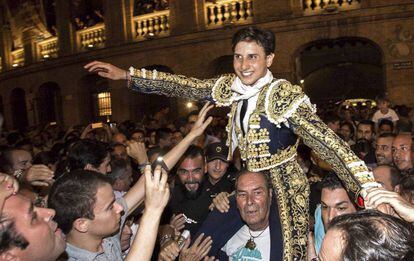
[0,194,66,261]
[85,27,379,259]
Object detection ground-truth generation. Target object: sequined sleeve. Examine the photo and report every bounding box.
[127,67,216,101]
[288,100,379,203]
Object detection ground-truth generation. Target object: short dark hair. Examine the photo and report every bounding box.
[232,26,275,55]
[329,210,414,260]
[320,173,345,191]
[0,218,29,253]
[176,145,205,170]
[107,158,130,182]
[399,174,414,202]
[235,169,272,191]
[48,169,112,234]
[378,119,394,132]
[155,128,172,144]
[33,151,58,166]
[375,94,389,103]
[0,148,15,174]
[357,120,375,132]
[186,110,199,123]
[323,113,340,125]
[377,132,396,139]
[376,164,401,189]
[340,121,355,137]
[66,139,109,171]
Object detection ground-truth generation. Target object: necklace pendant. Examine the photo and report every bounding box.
[245,239,256,250]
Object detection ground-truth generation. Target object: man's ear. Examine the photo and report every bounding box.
[266,53,275,67]
[394,184,401,193]
[268,188,273,200]
[0,251,18,261]
[73,218,90,233]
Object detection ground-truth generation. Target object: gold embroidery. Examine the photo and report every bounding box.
[246,142,299,172]
[211,75,237,107]
[288,101,377,202]
[129,67,215,100]
[226,103,238,160]
[247,129,270,143]
[265,81,308,128]
[270,160,309,261]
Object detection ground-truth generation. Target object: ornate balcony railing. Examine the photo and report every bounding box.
[302,0,362,15]
[205,0,253,29]
[76,23,106,51]
[11,48,24,68]
[37,37,58,60]
[133,10,170,41]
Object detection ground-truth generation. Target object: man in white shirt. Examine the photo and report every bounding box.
[198,170,283,260]
[222,171,271,260]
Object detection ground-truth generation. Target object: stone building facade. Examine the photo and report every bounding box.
[0,0,413,130]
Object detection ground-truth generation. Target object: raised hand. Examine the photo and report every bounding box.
[188,102,214,140]
[126,140,148,164]
[365,187,414,222]
[179,233,213,261]
[209,191,231,213]
[170,213,186,232]
[23,165,54,187]
[158,240,180,261]
[0,173,18,199]
[84,61,128,80]
[144,165,170,213]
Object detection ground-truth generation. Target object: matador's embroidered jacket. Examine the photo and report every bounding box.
[128,68,378,260]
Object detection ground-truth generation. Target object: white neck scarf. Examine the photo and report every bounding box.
[230,69,274,102]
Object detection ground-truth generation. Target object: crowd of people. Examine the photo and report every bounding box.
[1,25,414,260]
[0,94,412,260]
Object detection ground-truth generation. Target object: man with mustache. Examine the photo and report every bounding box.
[163,145,212,235]
[375,133,396,165]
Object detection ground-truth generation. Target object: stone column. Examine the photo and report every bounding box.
[55,0,76,56]
[22,29,37,65]
[0,25,12,70]
[104,0,133,46]
[170,0,202,34]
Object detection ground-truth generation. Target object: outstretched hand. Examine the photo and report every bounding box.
[188,102,214,139]
[365,187,414,222]
[84,61,128,80]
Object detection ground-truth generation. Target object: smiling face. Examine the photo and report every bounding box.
[177,155,206,193]
[233,41,274,86]
[236,172,272,231]
[375,136,394,165]
[2,195,65,261]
